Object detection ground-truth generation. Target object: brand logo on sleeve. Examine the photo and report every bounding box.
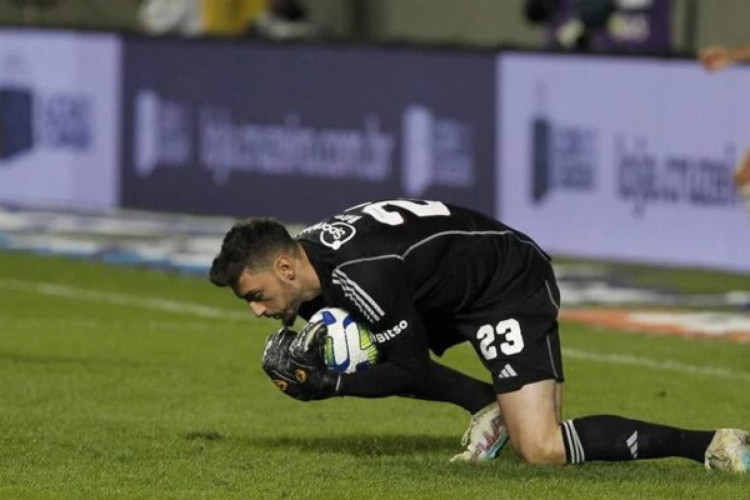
[371,319,409,343]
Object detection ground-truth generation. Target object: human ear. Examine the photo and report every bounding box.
[275,256,295,280]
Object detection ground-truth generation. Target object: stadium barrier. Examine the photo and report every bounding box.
[0,29,121,210]
[0,28,748,271]
[497,52,750,272]
[120,38,496,222]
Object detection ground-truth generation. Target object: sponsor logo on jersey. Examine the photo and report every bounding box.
[318,222,356,250]
[333,213,362,224]
[371,319,409,343]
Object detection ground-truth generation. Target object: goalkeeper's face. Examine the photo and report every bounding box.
[235,267,302,324]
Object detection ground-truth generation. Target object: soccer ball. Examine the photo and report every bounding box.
[308,307,379,374]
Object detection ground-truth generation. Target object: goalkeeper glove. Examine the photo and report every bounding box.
[289,320,341,400]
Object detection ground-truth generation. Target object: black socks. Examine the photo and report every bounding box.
[560,415,715,464]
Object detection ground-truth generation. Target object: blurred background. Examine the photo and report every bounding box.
[0,0,748,49]
[1,0,749,277]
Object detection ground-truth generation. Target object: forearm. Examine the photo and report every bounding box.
[336,358,496,415]
[338,361,428,398]
[408,360,496,414]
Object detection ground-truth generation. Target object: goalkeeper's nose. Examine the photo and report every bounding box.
[249,302,266,318]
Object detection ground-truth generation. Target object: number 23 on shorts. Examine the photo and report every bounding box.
[476,319,524,360]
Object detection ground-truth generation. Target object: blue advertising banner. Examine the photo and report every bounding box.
[497,52,750,272]
[0,29,121,210]
[121,38,495,222]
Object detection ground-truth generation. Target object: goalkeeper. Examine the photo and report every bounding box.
[210,199,749,471]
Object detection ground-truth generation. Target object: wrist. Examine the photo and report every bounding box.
[326,371,343,396]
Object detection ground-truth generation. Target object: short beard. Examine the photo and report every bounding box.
[279,277,300,326]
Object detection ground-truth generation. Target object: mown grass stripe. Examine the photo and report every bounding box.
[4,278,749,383]
[0,278,248,321]
[563,348,750,382]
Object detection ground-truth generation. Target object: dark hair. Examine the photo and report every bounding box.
[209,218,298,289]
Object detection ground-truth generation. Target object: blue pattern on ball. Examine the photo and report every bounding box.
[319,310,337,325]
[342,315,354,328]
[314,308,378,374]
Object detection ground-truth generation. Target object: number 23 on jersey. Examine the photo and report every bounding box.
[476,319,524,360]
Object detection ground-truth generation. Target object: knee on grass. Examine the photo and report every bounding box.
[510,435,566,465]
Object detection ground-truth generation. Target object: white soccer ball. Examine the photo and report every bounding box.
[308,307,379,374]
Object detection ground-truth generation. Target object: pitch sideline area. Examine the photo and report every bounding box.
[1,205,749,345]
[0,250,748,498]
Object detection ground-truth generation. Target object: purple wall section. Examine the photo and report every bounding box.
[121,39,496,223]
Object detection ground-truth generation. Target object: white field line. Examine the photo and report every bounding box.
[563,348,750,383]
[0,278,249,321]
[3,278,749,383]
[4,317,231,332]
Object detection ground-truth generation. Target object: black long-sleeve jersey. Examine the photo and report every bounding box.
[295,199,553,398]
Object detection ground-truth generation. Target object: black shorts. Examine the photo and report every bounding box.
[458,276,564,394]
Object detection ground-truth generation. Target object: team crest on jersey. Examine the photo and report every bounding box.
[319,222,356,250]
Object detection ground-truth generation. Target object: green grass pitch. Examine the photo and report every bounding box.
[0,251,748,499]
